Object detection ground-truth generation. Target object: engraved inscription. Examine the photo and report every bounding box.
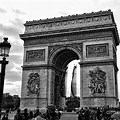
[26,49,45,62]
[86,43,109,57]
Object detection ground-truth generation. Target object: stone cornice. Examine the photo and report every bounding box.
[23,31,112,46]
[20,24,115,38]
[22,10,115,34]
[20,26,119,46]
[21,97,47,99]
[83,96,116,98]
[22,64,63,72]
[23,16,113,34]
[20,10,119,46]
[80,59,118,71]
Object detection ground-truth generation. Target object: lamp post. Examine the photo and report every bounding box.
[0,37,11,119]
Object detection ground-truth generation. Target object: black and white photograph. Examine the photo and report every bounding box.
[0,0,120,120]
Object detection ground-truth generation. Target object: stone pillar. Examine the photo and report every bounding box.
[79,62,83,108]
[80,39,118,107]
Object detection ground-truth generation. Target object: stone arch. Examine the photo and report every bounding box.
[49,46,82,69]
[48,46,81,107]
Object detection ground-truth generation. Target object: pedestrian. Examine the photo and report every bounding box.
[78,109,83,120]
[34,109,40,118]
[84,107,90,120]
[97,107,102,120]
[28,111,34,120]
[2,109,9,120]
[23,108,29,120]
[14,108,23,120]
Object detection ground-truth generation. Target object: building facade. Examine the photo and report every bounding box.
[20,10,119,109]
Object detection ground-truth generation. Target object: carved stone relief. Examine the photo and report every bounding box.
[26,49,45,62]
[86,43,109,58]
[48,43,83,59]
[88,67,106,94]
[27,73,40,95]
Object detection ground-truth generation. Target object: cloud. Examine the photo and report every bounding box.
[92,0,120,10]
[0,8,7,13]
[5,82,13,85]
[4,81,21,96]
[10,62,22,72]
[4,54,23,83]
[7,54,23,71]
[5,70,22,82]
[0,23,23,39]
[0,9,25,40]
[12,9,25,15]
[10,18,24,29]
[58,12,70,16]
[10,41,24,54]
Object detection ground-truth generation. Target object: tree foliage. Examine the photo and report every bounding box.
[65,96,80,111]
[2,93,20,110]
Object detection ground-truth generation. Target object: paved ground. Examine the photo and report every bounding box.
[9,111,16,120]
[60,112,78,120]
[1,111,16,120]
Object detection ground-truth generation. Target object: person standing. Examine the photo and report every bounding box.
[23,108,29,120]
[14,108,23,120]
[28,111,34,120]
[2,109,9,120]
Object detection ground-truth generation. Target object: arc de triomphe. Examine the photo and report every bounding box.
[20,10,119,109]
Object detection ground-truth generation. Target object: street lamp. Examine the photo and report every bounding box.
[0,37,11,119]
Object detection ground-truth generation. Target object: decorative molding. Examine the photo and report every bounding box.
[83,96,116,98]
[75,43,83,54]
[22,64,63,72]
[24,11,113,34]
[23,31,113,46]
[48,43,83,60]
[48,46,59,58]
[27,73,40,95]
[80,59,118,71]
[86,43,109,58]
[88,67,106,94]
[26,49,45,62]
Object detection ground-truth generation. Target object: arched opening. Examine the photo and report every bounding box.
[66,60,80,97]
[51,48,80,108]
[52,49,79,70]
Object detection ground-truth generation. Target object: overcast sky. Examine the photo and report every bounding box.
[0,0,120,98]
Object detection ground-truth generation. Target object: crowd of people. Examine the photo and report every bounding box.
[2,105,120,120]
[77,105,120,120]
[2,106,62,120]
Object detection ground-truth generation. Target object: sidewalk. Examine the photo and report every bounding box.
[8,111,16,120]
[60,112,78,120]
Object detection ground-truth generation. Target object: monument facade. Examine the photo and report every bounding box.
[20,10,119,109]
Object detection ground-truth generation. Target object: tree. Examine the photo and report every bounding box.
[13,96,20,110]
[2,93,20,110]
[65,96,80,111]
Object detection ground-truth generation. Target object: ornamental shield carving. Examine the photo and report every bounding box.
[88,67,106,94]
[27,73,40,95]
